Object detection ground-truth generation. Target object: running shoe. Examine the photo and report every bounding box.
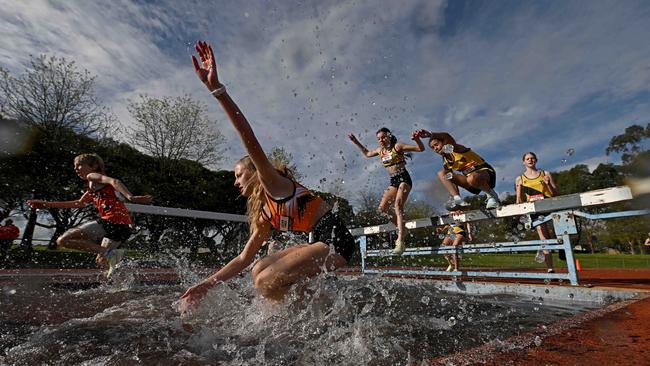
[105,249,118,278]
[445,197,469,211]
[485,197,500,209]
[392,239,405,255]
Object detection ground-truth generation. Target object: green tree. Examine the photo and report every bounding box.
[606,123,650,164]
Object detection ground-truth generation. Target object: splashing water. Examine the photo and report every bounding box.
[442,144,454,154]
[0,274,593,365]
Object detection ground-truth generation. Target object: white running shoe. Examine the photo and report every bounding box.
[105,249,124,278]
[485,197,500,209]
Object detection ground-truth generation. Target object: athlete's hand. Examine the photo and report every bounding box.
[543,174,551,185]
[347,133,360,144]
[413,129,430,138]
[26,200,47,209]
[178,281,213,315]
[192,40,222,92]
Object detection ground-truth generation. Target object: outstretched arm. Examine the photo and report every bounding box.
[396,131,426,153]
[348,133,378,157]
[178,219,271,314]
[87,173,153,204]
[192,41,292,198]
[414,129,461,147]
[27,192,92,209]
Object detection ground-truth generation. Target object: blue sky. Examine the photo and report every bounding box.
[2,0,649,210]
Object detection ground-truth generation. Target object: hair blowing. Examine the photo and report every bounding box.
[236,156,294,234]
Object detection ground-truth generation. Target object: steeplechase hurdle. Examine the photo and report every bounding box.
[350,186,650,285]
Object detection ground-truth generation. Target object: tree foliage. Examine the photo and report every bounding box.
[0,55,112,136]
[127,95,224,169]
[606,123,650,164]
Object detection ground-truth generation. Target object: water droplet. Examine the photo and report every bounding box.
[534,336,542,347]
[442,144,454,154]
[566,148,575,156]
[561,158,567,165]
[444,172,453,180]
[447,316,457,326]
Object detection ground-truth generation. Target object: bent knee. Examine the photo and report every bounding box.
[56,235,70,247]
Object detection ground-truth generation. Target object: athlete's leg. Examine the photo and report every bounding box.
[537,224,554,270]
[379,186,398,225]
[252,242,346,302]
[57,224,104,255]
[451,234,465,271]
[251,244,306,279]
[394,182,412,242]
[437,170,461,196]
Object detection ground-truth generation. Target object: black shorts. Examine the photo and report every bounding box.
[311,210,356,263]
[99,219,132,244]
[389,169,413,188]
[465,167,496,195]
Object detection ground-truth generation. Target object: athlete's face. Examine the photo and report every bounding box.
[429,138,444,154]
[234,163,257,197]
[73,161,96,180]
[376,132,391,148]
[523,154,538,169]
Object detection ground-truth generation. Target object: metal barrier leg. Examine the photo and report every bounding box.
[358,236,367,274]
[561,234,579,285]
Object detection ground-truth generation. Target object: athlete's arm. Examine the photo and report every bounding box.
[544,171,559,197]
[514,176,523,204]
[178,219,271,313]
[396,132,426,152]
[348,133,379,157]
[192,41,293,199]
[27,191,92,209]
[86,173,153,204]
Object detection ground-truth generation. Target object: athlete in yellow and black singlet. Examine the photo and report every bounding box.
[519,170,554,202]
[442,148,496,194]
[379,146,413,187]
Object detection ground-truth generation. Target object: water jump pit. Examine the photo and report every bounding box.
[1,268,647,365]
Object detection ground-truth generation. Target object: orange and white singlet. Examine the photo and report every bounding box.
[87,184,132,224]
[261,181,325,232]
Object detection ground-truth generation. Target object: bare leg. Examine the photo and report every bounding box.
[394,182,412,242]
[57,229,104,255]
[437,170,460,197]
[251,242,346,302]
[537,224,554,270]
[378,186,398,225]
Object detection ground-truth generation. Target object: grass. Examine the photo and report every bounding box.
[367,253,650,269]
[2,244,650,270]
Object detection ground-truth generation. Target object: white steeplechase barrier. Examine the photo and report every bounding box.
[125,203,248,222]
[350,186,650,285]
